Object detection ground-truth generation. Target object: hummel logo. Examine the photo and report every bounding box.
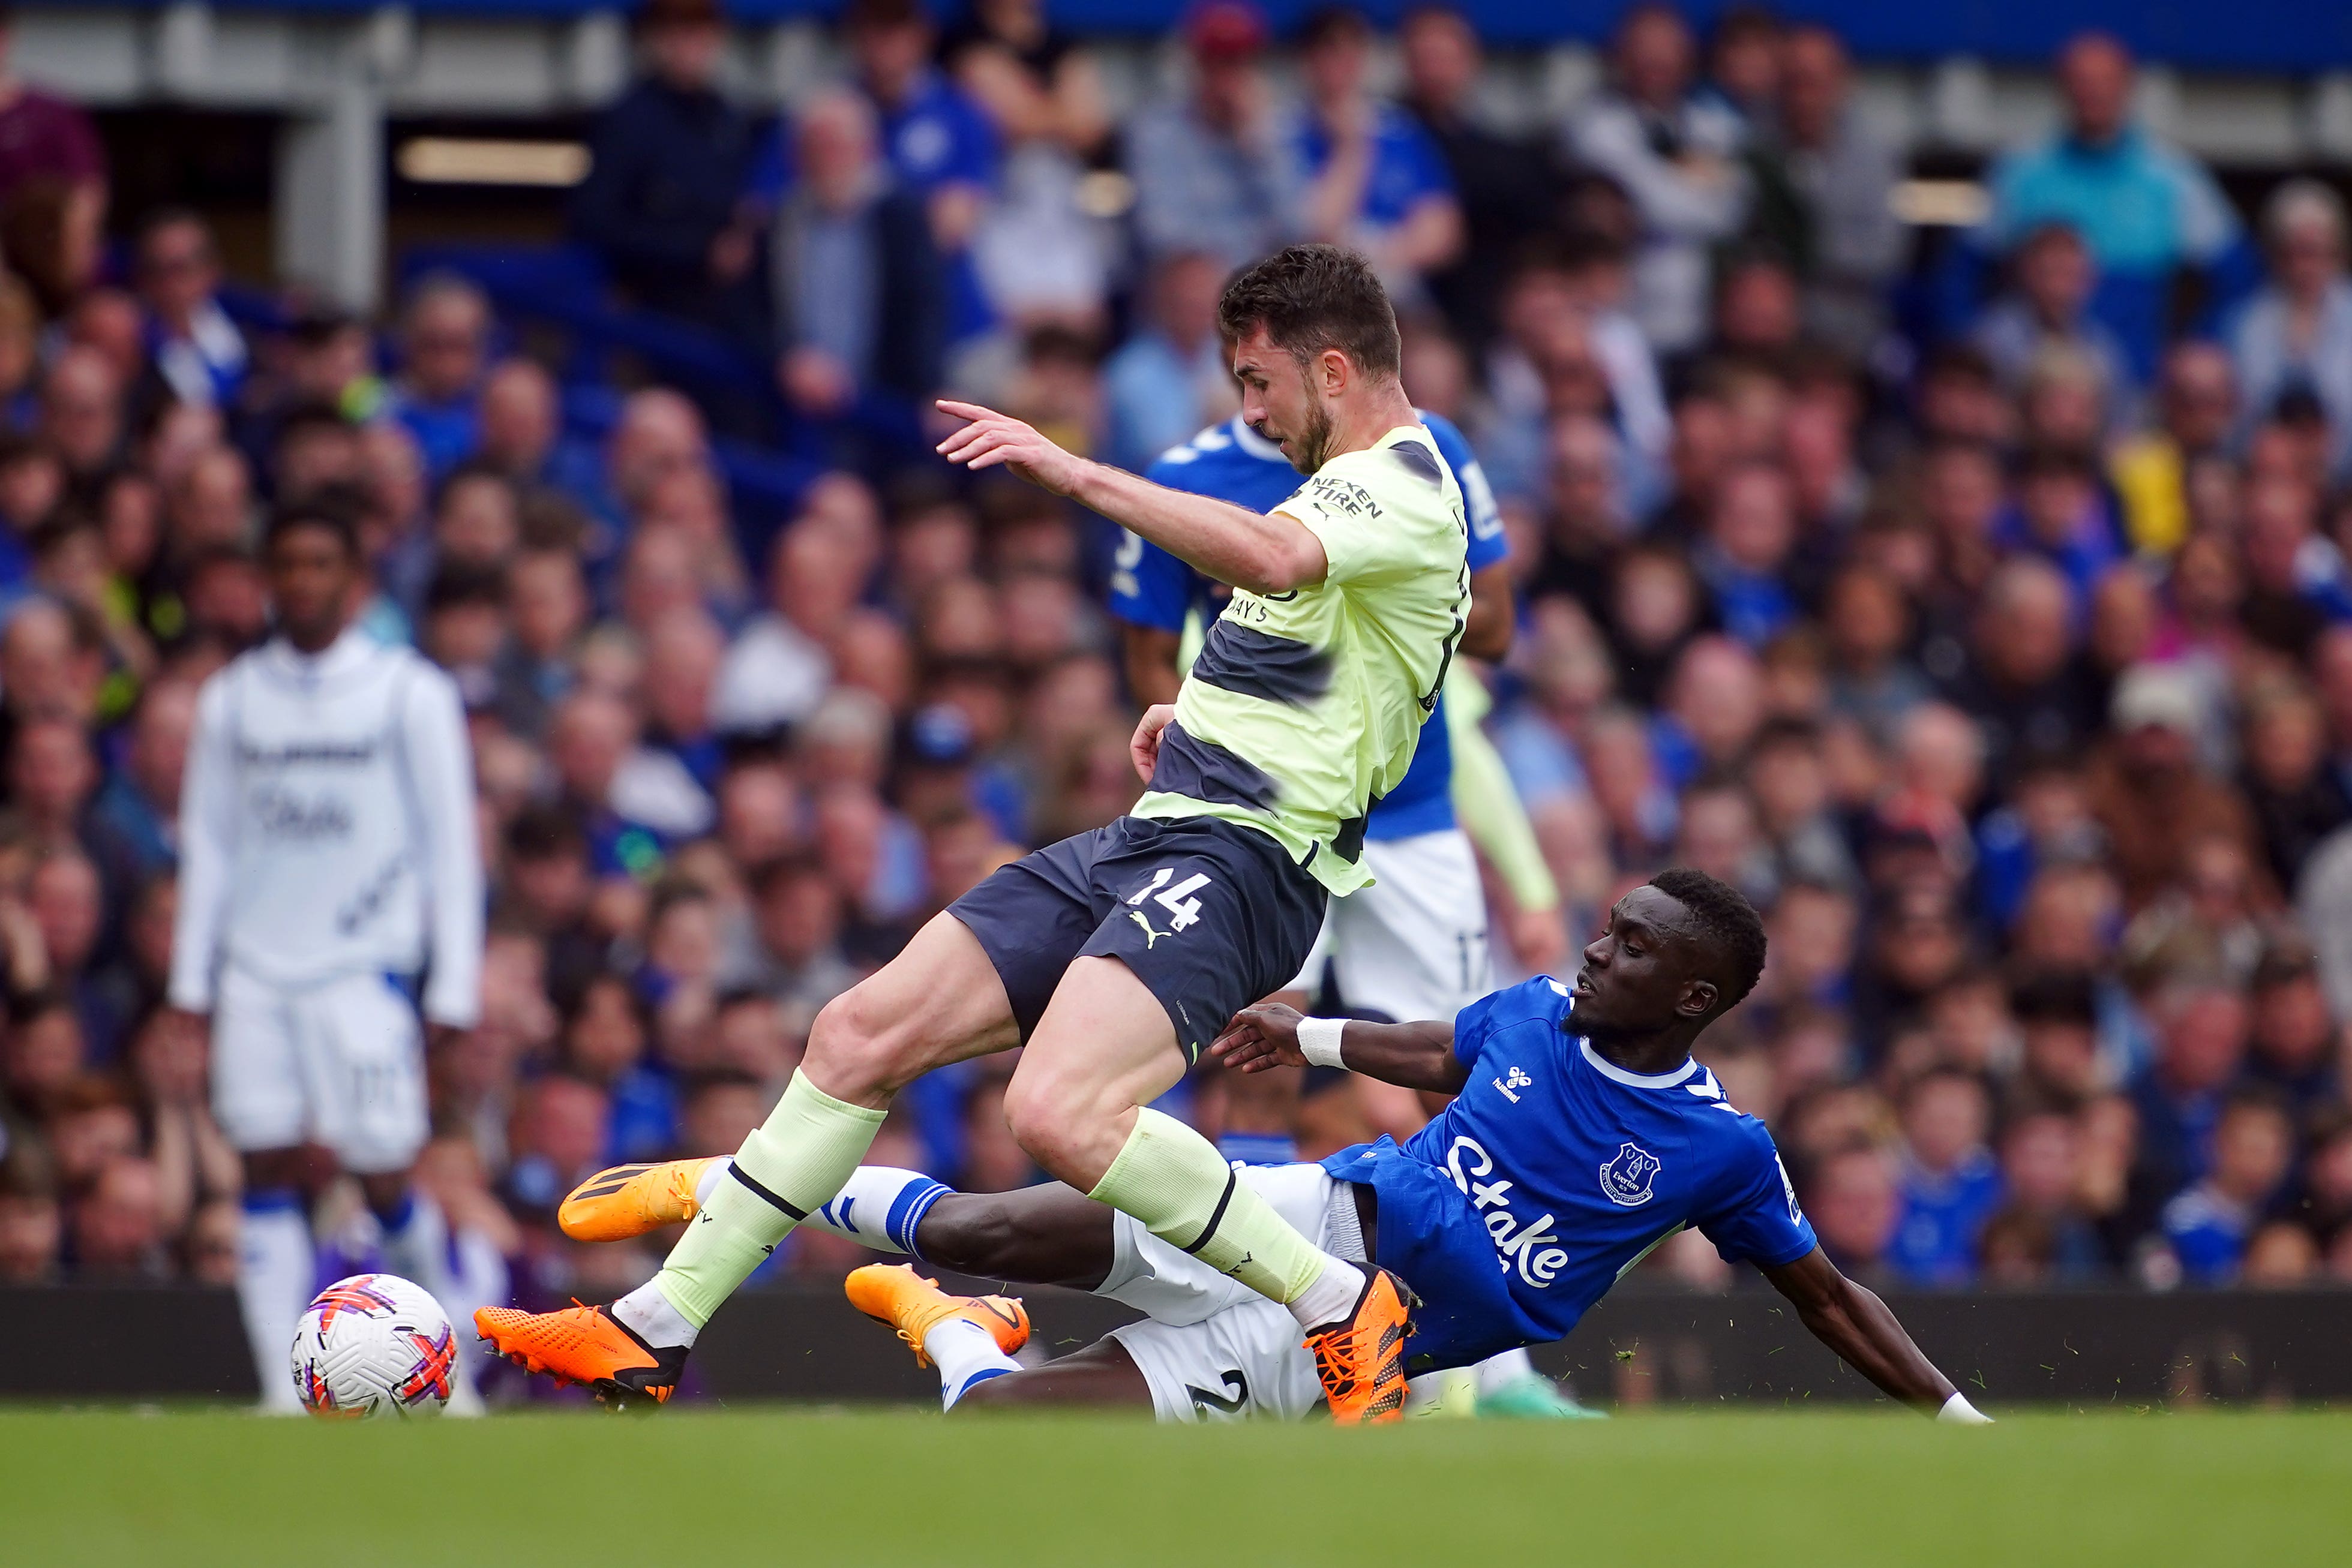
[1493,1065,1533,1103]
[1128,909,1169,948]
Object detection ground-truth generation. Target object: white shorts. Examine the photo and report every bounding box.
[1285,828,1492,1024]
[1100,1163,1363,1423]
[210,966,430,1173]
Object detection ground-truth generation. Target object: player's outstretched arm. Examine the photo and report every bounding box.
[1209,1003,1471,1096]
[937,400,1328,595]
[1758,1246,1991,1423]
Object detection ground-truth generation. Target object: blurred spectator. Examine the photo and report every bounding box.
[1807,1140,1899,1283]
[2159,1086,2293,1283]
[0,8,106,319]
[571,0,766,337]
[1773,23,1901,358]
[1126,0,1302,273]
[2228,180,2352,479]
[2109,341,2239,557]
[134,210,245,412]
[1399,5,1555,353]
[1886,1069,2002,1285]
[1102,251,1232,472]
[1978,31,2246,382]
[1568,4,1750,353]
[2090,664,2261,912]
[386,275,491,481]
[1291,7,1462,305]
[1972,224,2134,408]
[710,519,856,737]
[842,0,998,341]
[953,0,1114,328]
[769,87,947,424]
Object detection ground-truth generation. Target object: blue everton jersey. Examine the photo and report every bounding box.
[1322,977,1818,1373]
[1108,411,1507,840]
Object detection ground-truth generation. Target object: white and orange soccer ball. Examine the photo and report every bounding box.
[290,1273,457,1419]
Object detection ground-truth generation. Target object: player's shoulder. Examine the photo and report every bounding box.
[1470,975,1577,1037]
[1675,1065,1783,1158]
[382,642,463,704]
[1145,419,1256,482]
[1415,410,1473,470]
[1312,425,1453,501]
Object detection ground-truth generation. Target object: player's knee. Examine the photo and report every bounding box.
[999,1073,1090,1175]
[805,987,914,1100]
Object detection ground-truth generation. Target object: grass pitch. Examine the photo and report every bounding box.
[2,1405,2347,1566]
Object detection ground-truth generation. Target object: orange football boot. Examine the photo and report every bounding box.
[844,1263,1030,1367]
[474,1302,685,1409]
[559,1158,723,1243]
[1304,1268,1415,1425]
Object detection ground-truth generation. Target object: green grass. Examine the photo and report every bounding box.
[3,1406,2348,1566]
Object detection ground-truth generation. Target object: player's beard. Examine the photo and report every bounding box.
[1294,398,1335,473]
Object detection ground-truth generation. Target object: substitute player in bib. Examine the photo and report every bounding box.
[1113,408,1584,1416]
[170,504,488,1412]
[559,870,1991,1424]
[479,244,1468,1421]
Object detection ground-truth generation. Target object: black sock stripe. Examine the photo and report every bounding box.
[725,1161,807,1221]
[1178,1167,1240,1257]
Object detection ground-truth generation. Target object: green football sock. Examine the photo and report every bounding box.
[654,1071,886,1326]
[1087,1107,1330,1305]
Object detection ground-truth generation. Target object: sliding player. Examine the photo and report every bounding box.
[554,870,1992,1425]
[479,244,1467,1420]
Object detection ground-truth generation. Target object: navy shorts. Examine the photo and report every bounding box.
[948,815,1328,1062]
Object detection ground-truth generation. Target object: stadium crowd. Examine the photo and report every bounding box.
[2,0,2352,1313]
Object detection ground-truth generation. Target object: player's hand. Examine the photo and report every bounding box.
[935,399,1085,495]
[1129,702,1176,783]
[1210,1002,1309,1074]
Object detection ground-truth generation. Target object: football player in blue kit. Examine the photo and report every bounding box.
[557,869,1992,1424]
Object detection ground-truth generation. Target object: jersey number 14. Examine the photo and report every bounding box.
[1128,867,1210,932]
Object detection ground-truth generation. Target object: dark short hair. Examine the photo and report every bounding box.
[1217,243,1400,379]
[2010,969,2098,1028]
[1298,5,1372,50]
[264,499,359,558]
[425,564,508,614]
[506,803,586,862]
[1650,866,1768,1012]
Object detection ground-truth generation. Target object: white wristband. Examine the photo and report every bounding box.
[1296,1016,1348,1070]
[1936,1392,1991,1425]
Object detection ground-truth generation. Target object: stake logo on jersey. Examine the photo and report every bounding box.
[1321,977,1819,1373]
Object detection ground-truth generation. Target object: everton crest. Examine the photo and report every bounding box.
[1598,1142,1661,1207]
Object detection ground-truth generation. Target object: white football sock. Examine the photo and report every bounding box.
[237,1193,314,1414]
[925,1318,1018,1411]
[1285,1256,1369,1332]
[612,1281,700,1350]
[693,1158,730,1207]
[1475,1347,1541,1394]
[804,1167,955,1257]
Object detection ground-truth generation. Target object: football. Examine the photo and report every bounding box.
[290,1273,457,1420]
